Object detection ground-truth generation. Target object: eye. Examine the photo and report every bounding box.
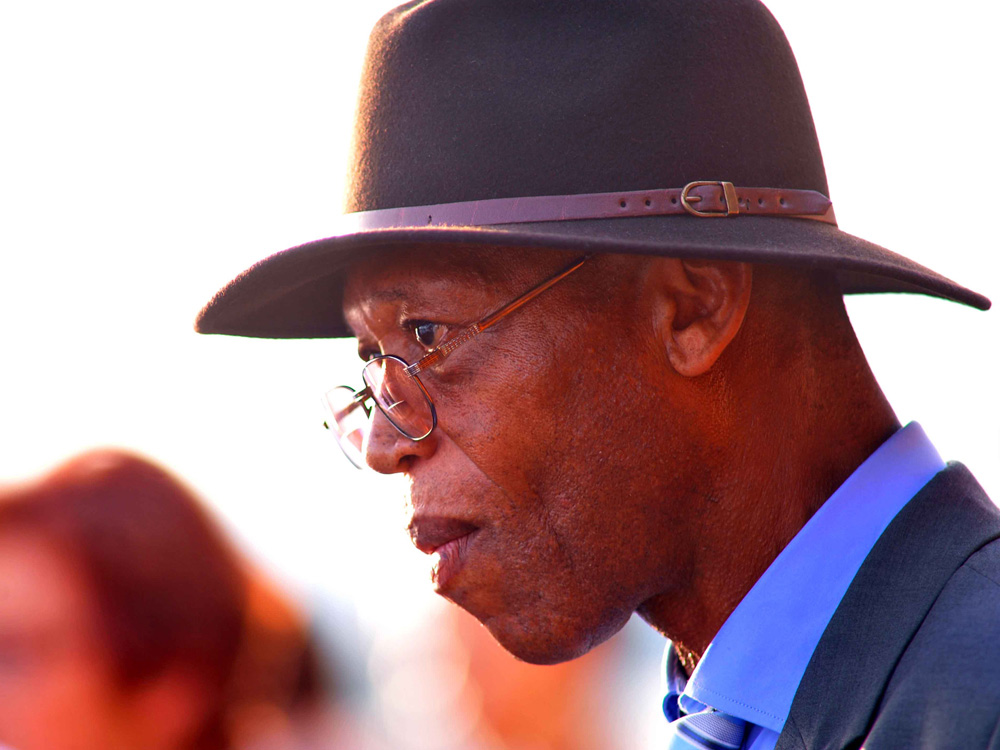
[411,321,444,349]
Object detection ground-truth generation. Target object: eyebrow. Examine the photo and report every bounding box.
[345,263,499,337]
[355,279,467,311]
[362,289,415,305]
[344,287,429,342]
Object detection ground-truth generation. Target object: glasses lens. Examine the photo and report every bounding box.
[362,355,435,440]
[322,386,369,469]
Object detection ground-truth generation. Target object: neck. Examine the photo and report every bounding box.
[639,280,898,667]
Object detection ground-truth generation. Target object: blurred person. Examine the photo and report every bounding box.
[227,570,327,749]
[0,449,351,750]
[230,571,383,750]
[196,1,999,748]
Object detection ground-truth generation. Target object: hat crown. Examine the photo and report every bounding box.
[346,0,829,213]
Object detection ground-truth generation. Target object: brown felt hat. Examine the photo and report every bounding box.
[196,0,990,340]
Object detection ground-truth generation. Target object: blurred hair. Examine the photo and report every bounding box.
[0,449,246,750]
[225,571,333,747]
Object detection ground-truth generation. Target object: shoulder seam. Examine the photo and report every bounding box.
[779,716,807,749]
[966,559,1000,589]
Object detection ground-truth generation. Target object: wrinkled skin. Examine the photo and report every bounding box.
[345,248,728,663]
[343,246,897,666]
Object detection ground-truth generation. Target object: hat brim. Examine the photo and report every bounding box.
[195,216,990,339]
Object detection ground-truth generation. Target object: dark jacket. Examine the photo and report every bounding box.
[777,464,1000,750]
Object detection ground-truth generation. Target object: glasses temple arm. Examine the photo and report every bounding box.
[478,254,591,330]
[405,254,591,376]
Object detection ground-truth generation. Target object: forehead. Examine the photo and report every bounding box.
[342,245,574,325]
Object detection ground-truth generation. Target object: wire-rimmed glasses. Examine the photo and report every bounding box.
[323,254,591,468]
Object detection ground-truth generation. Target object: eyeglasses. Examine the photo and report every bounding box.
[323,254,591,468]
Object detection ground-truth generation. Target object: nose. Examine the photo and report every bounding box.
[363,407,439,473]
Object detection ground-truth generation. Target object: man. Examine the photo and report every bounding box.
[196,1,999,747]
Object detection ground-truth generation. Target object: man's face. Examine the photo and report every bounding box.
[343,247,708,663]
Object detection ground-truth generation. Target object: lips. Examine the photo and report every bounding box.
[410,516,479,554]
[409,516,480,590]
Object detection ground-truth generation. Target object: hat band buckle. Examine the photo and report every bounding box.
[681,181,741,217]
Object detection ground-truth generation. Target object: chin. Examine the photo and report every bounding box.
[480,606,631,665]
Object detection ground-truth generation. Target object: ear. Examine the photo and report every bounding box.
[648,259,752,377]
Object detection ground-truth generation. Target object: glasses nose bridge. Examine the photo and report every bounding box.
[348,385,374,419]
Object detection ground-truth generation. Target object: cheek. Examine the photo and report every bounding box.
[0,647,128,750]
[429,356,537,482]
[425,321,692,654]
[432,330,584,473]
[438,360,648,586]
[512,351,697,578]
[435,323,666,546]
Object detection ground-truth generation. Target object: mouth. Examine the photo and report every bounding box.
[409,516,480,590]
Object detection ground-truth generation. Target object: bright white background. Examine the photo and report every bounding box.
[1,1,997,744]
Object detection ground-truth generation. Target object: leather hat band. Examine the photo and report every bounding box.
[340,181,836,232]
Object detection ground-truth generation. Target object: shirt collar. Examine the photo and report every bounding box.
[672,422,944,732]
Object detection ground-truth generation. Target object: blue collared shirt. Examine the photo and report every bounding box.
[662,422,946,749]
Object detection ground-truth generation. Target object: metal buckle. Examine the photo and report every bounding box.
[680,181,740,217]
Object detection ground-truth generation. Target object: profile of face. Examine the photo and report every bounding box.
[0,532,137,750]
[343,247,740,664]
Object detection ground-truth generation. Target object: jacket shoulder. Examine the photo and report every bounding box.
[866,536,1000,748]
[778,463,1000,750]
